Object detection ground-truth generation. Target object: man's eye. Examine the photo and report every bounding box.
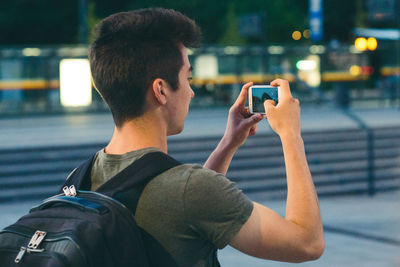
[188,77,193,81]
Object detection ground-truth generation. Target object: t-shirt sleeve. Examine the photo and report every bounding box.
[183,165,254,249]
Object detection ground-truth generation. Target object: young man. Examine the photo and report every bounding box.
[89,8,324,266]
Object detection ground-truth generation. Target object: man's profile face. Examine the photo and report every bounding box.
[166,44,195,136]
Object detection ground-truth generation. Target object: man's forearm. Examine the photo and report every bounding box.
[203,137,237,175]
[281,133,323,244]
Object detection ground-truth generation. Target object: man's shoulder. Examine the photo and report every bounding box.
[142,162,234,203]
[150,162,223,185]
[157,162,229,186]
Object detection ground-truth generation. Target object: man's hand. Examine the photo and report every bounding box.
[204,82,263,174]
[263,79,301,139]
[223,82,264,149]
[230,79,324,262]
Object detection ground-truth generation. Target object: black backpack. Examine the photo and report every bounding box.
[0,151,181,267]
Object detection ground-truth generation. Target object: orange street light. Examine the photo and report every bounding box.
[367,37,377,51]
[292,31,302,40]
[355,37,368,51]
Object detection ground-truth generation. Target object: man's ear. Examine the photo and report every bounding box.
[151,78,167,105]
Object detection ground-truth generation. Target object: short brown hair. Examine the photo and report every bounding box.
[89,8,201,127]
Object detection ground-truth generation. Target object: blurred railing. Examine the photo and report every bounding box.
[0,43,399,115]
[342,111,376,196]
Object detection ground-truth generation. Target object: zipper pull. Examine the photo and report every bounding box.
[63,186,71,196]
[15,230,47,263]
[14,247,26,263]
[63,185,77,196]
[28,230,47,249]
[69,185,77,196]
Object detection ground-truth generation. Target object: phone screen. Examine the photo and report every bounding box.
[251,86,278,113]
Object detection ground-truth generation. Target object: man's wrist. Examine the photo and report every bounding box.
[279,131,303,145]
[220,135,240,154]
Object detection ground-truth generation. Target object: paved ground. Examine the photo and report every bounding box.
[1,106,400,266]
[220,191,400,266]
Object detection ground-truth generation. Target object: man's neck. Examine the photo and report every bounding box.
[105,114,168,155]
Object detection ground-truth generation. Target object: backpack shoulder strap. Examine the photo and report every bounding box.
[61,151,181,213]
[60,155,96,192]
[96,152,181,214]
[96,152,181,194]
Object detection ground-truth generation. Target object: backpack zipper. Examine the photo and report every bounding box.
[33,186,135,226]
[8,187,139,265]
[2,226,88,265]
[54,186,136,223]
[14,230,47,263]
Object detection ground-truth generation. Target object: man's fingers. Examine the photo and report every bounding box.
[244,113,263,127]
[264,99,276,107]
[263,99,275,114]
[234,82,253,107]
[270,79,292,100]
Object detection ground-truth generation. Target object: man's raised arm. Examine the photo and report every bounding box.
[229,79,324,262]
[204,82,264,175]
[204,82,263,175]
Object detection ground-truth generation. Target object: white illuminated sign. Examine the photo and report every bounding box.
[60,59,92,107]
[296,60,317,71]
[194,55,218,79]
[296,55,321,87]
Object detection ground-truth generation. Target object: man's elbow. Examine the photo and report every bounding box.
[303,237,325,261]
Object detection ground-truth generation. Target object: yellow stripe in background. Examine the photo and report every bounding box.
[321,72,369,82]
[381,67,400,76]
[2,68,397,91]
[0,80,59,90]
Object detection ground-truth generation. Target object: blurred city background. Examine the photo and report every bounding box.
[0,0,399,113]
[0,0,399,266]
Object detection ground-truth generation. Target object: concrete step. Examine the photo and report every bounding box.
[0,126,399,203]
[238,167,400,200]
[0,126,397,166]
[244,182,370,200]
[374,126,400,137]
[0,146,100,165]
[170,139,370,164]
[229,160,368,180]
[0,159,82,177]
[0,172,69,188]
[229,150,373,170]
[235,170,367,189]
[374,178,400,191]
[237,168,400,193]
[0,128,369,163]
[0,184,60,203]
[166,128,367,151]
[229,157,399,181]
[0,138,397,175]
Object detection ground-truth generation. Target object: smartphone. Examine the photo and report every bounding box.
[248,85,279,114]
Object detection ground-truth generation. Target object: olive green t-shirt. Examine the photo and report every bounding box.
[91,147,253,267]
